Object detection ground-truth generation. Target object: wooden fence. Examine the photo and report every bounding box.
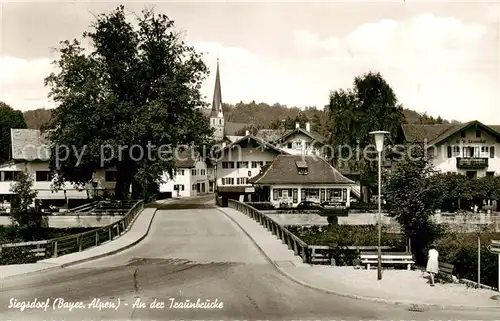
[0,200,144,260]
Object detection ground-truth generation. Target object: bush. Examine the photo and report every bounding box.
[320,208,349,216]
[434,231,500,288]
[348,202,378,212]
[246,202,275,210]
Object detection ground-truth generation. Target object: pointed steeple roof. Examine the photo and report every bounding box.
[211,57,223,117]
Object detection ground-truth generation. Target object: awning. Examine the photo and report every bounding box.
[217,186,255,193]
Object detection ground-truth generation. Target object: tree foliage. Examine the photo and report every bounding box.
[44,6,213,199]
[9,170,42,229]
[383,145,442,251]
[0,102,27,162]
[327,72,405,199]
[23,108,53,129]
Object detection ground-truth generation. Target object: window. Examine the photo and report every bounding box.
[295,142,302,149]
[486,172,495,177]
[251,161,263,168]
[200,169,206,175]
[298,168,308,175]
[174,184,185,191]
[491,146,495,158]
[237,161,248,168]
[305,142,311,149]
[222,161,235,169]
[236,177,247,185]
[461,131,466,138]
[104,171,116,182]
[453,146,460,157]
[2,171,19,181]
[301,189,305,201]
[481,146,489,153]
[191,169,196,175]
[219,119,222,125]
[447,146,452,158]
[293,189,298,203]
[476,130,481,138]
[287,143,292,149]
[273,189,278,200]
[227,178,234,185]
[320,189,325,202]
[174,169,184,176]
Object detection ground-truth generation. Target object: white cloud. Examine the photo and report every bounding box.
[290,13,497,123]
[0,55,56,110]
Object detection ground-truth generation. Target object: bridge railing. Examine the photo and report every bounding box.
[0,200,144,261]
[228,199,309,263]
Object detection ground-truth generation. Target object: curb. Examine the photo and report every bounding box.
[219,208,500,312]
[3,208,158,280]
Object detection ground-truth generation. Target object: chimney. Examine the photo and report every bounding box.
[306,122,311,132]
[245,130,250,136]
[295,122,300,129]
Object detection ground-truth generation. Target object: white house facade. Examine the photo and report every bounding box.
[158,149,209,198]
[214,135,289,201]
[0,129,116,209]
[273,122,327,157]
[401,121,500,178]
[249,155,354,208]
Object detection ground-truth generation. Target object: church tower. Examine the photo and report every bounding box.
[210,58,225,141]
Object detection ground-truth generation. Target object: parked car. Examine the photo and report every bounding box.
[296,201,323,210]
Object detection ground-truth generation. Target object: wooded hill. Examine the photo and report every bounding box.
[23,103,458,134]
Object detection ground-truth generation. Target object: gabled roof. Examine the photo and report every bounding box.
[274,128,326,144]
[256,129,284,142]
[401,121,500,145]
[216,134,289,155]
[10,129,50,160]
[249,155,354,185]
[175,148,201,168]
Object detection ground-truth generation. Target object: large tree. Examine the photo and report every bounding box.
[383,145,442,260]
[328,72,405,201]
[0,102,27,162]
[44,6,213,199]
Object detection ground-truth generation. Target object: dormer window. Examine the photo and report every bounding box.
[295,160,308,175]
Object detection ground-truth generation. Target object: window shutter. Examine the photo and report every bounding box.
[320,189,325,202]
[273,189,278,200]
[301,189,305,201]
[293,189,298,203]
[491,146,495,158]
[447,146,452,158]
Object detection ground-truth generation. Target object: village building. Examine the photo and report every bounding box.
[213,134,288,203]
[0,129,116,211]
[158,149,210,198]
[273,122,327,157]
[400,120,500,178]
[249,155,354,208]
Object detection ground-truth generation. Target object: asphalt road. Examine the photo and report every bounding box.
[1,194,498,321]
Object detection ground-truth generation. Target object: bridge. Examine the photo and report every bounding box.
[1,194,498,320]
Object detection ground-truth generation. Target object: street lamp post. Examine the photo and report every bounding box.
[369,130,389,281]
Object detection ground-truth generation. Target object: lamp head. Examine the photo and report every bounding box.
[369,131,389,153]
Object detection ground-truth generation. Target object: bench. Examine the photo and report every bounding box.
[309,246,394,265]
[437,262,454,283]
[360,251,415,270]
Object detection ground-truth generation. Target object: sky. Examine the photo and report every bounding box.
[0,0,499,123]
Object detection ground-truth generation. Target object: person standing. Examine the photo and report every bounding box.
[426,244,439,286]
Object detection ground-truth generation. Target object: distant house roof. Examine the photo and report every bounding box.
[10,129,50,161]
[401,121,500,145]
[216,134,289,156]
[249,155,354,185]
[175,148,201,168]
[274,128,326,144]
[256,129,284,142]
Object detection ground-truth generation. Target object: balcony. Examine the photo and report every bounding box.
[456,157,489,169]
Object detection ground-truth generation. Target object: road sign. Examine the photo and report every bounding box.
[488,240,500,254]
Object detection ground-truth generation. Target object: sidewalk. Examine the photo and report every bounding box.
[0,207,158,280]
[219,207,500,311]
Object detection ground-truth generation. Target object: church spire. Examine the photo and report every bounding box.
[211,57,222,116]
